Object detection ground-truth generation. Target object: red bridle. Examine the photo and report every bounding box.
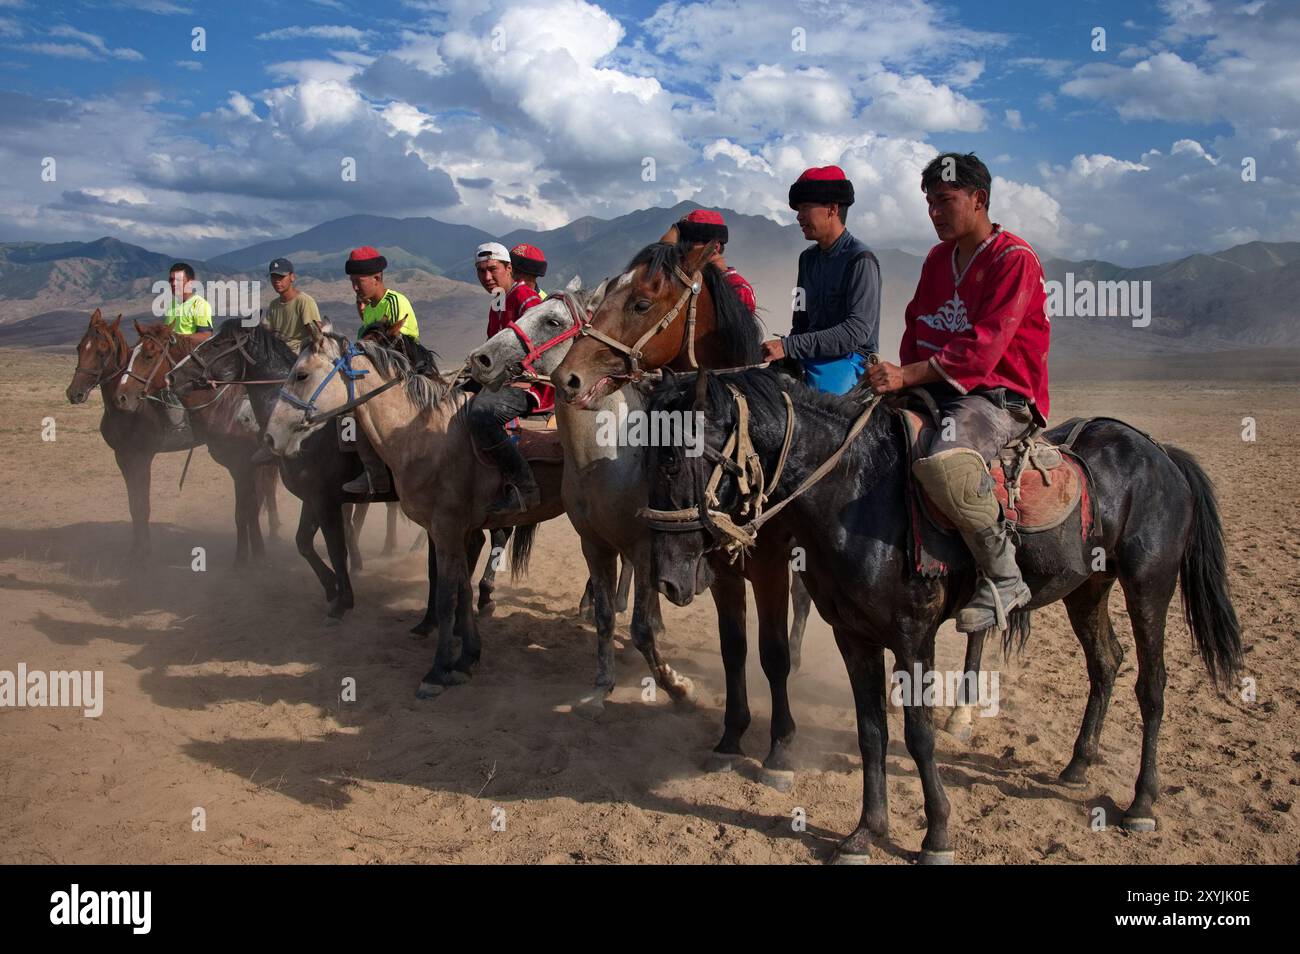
[505,291,587,380]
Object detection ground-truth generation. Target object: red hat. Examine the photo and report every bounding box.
[509,243,547,277]
[788,165,855,209]
[677,209,728,245]
[345,245,387,275]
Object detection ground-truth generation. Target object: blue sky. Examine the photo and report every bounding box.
[1,0,1296,264]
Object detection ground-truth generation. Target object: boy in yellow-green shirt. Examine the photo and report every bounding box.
[164,262,214,335]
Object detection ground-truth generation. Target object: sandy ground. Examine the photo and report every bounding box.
[1,347,1297,865]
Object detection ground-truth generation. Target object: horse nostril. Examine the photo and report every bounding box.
[563,373,581,395]
[474,353,491,368]
[263,433,276,450]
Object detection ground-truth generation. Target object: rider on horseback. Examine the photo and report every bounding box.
[341,245,419,495]
[471,241,549,515]
[675,210,757,316]
[762,167,882,394]
[866,152,1050,634]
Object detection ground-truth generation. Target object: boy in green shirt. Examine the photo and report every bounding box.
[164,262,214,335]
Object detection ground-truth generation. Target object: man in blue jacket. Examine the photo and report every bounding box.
[761,165,881,393]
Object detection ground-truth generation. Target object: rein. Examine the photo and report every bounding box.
[579,263,703,382]
[277,340,401,425]
[641,388,883,561]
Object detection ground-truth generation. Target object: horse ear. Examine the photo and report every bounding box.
[133,319,145,336]
[565,274,582,293]
[685,240,718,273]
[587,277,609,310]
[660,223,680,244]
[693,369,710,413]
[111,315,122,331]
[388,316,405,337]
[90,307,103,323]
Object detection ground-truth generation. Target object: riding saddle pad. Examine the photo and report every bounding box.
[895,407,1092,536]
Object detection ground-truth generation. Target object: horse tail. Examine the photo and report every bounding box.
[510,522,538,581]
[1001,608,1033,659]
[1166,444,1243,687]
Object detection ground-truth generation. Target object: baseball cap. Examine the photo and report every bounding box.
[268,257,294,276]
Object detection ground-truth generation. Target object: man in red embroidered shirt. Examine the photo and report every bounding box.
[866,152,1050,634]
[470,241,548,515]
[673,209,757,316]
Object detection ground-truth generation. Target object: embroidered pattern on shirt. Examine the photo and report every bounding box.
[917,293,971,333]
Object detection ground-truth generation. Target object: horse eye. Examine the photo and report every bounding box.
[633,300,652,313]
[546,317,562,328]
[295,371,308,381]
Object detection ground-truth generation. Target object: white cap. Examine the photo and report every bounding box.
[475,242,511,264]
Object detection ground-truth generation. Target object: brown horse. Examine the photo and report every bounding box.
[551,241,814,788]
[113,320,275,564]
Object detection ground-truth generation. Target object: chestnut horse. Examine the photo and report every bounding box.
[65,309,278,556]
[548,241,815,788]
[114,320,275,565]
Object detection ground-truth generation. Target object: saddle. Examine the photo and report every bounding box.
[897,408,1087,534]
[508,413,564,464]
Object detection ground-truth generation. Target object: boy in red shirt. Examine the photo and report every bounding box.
[866,152,1050,634]
[674,209,757,316]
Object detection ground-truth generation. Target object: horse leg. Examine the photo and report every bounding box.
[456,531,485,673]
[944,628,989,743]
[381,501,398,556]
[898,641,953,864]
[117,448,153,558]
[231,466,254,566]
[1116,568,1176,832]
[347,502,366,571]
[789,570,812,673]
[753,555,797,791]
[416,534,466,698]
[614,556,633,614]
[246,465,266,560]
[630,547,694,704]
[578,577,594,621]
[575,538,618,714]
[320,503,354,620]
[705,562,750,773]
[411,532,436,638]
[261,467,281,541]
[831,636,889,865]
[294,504,337,605]
[1058,576,1122,787]
[478,527,509,617]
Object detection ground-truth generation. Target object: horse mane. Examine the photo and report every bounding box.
[626,242,763,366]
[350,336,450,412]
[210,318,296,368]
[361,327,442,378]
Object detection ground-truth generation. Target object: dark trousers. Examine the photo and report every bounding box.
[468,386,533,447]
[921,387,1035,465]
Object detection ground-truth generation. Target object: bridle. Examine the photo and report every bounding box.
[504,291,588,382]
[122,333,185,394]
[578,262,704,382]
[276,338,402,425]
[166,329,286,391]
[641,383,882,561]
[72,327,128,391]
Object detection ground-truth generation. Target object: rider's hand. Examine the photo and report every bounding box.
[761,338,785,363]
[867,361,907,394]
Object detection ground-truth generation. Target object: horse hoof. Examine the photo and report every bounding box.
[323,615,342,628]
[1057,778,1087,790]
[704,751,745,774]
[670,677,697,705]
[948,723,973,743]
[574,692,608,719]
[415,682,446,699]
[409,624,434,639]
[830,850,871,866]
[1121,815,1157,832]
[447,670,471,685]
[759,767,795,793]
[477,601,496,619]
[918,849,955,865]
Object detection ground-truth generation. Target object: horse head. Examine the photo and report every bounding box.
[67,308,125,404]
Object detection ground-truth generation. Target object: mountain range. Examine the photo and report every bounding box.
[3,203,1299,364]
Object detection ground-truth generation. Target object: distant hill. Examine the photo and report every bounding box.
[3,211,1299,359]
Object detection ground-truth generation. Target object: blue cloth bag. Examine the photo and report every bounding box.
[801,352,867,395]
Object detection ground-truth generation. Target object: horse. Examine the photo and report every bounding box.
[533,240,813,787]
[263,326,565,697]
[65,309,279,557]
[643,368,1244,863]
[113,320,274,565]
[358,319,515,619]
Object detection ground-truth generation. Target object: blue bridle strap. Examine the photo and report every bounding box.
[278,342,369,419]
